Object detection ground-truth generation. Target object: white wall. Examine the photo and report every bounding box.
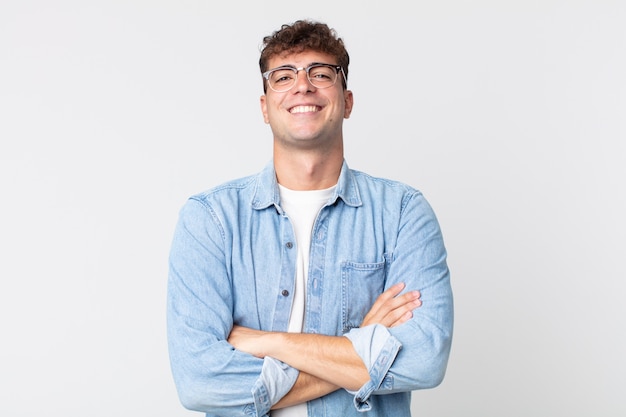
[1,1,624,415]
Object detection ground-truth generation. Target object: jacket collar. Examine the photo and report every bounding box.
[251,159,362,211]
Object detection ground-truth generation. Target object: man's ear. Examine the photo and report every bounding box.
[260,95,269,124]
[343,90,354,119]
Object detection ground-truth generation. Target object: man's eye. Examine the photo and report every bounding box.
[272,70,295,84]
[309,67,334,80]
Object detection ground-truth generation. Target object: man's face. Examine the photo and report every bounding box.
[260,50,353,152]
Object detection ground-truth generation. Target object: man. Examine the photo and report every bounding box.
[167,20,453,416]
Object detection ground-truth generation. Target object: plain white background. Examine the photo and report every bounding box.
[1,1,624,415]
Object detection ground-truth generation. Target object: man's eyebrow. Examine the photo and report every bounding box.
[272,62,336,70]
[307,62,338,68]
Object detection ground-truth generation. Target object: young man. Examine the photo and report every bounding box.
[167,20,453,416]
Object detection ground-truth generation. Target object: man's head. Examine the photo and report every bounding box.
[259,20,354,157]
[259,20,350,93]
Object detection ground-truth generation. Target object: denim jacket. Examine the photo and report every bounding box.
[167,160,453,416]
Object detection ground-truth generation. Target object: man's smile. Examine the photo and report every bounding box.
[289,105,322,114]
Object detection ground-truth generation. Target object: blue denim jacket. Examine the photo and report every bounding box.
[167,160,453,416]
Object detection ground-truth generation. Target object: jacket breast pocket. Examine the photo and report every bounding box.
[341,260,386,334]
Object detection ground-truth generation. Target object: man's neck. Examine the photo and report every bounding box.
[273,147,343,191]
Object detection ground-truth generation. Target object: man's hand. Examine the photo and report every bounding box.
[228,325,266,358]
[361,282,421,328]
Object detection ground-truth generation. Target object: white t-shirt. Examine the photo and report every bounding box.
[271,184,335,417]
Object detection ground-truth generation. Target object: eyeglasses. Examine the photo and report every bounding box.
[262,63,346,93]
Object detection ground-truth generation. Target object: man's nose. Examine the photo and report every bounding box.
[294,69,315,93]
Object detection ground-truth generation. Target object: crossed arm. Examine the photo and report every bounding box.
[228,282,422,409]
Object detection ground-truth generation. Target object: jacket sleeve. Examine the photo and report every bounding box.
[167,198,298,416]
[344,191,453,409]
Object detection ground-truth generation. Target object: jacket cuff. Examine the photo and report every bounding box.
[344,324,402,411]
[252,357,299,415]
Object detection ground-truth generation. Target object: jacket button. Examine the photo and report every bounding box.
[286,242,293,249]
[281,289,289,297]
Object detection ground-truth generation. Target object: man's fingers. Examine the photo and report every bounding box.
[390,310,414,328]
[361,284,422,328]
[367,282,406,316]
[383,293,421,327]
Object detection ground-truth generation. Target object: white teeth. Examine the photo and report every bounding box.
[290,105,318,114]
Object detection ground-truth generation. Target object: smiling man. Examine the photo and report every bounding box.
[167,20,454,417]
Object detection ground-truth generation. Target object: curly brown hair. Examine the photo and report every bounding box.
[259,20,350,92]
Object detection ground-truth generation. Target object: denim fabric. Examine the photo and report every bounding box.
[167,160,453,416]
